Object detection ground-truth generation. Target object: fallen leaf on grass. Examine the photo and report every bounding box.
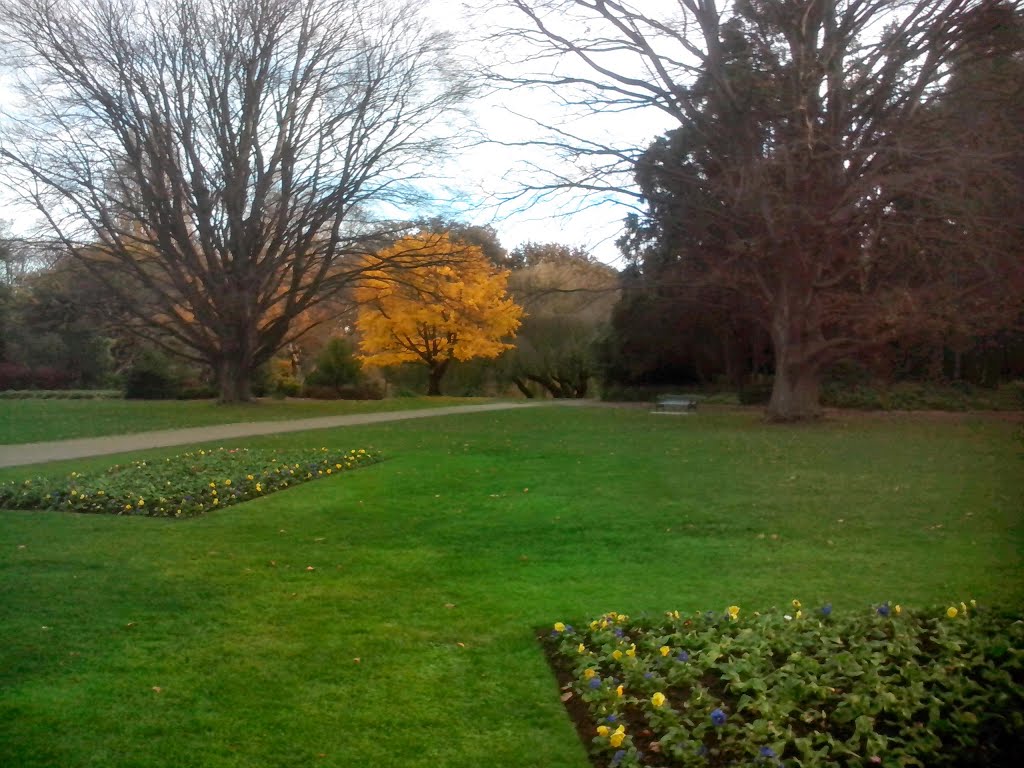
[306,566,315,571]
[151,686,162,693]
[560,691,573,702]
[444,603,456,609]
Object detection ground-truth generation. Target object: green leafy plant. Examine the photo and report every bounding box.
[546,603,1023,768]
[305,337,363,392]
[0,446,381,518]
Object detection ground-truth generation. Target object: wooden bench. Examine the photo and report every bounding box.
[652,394,699,414]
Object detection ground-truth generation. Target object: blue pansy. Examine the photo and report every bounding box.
[711,708,727,726]
[588,677,602,689]
[676,650,690,662]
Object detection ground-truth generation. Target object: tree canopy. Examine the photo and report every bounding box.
[355,232,523,395]
[493,0,1024,419]
[0,0,474,401]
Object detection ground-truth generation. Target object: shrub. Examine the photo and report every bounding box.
[0,362,74,390]
[0,389,122,400]
[737,379,773,405]
[300,383,383,400]
[123,350,182,400]
[305,338,362,392]
[546,602,1023,768]
[177,384,219,400]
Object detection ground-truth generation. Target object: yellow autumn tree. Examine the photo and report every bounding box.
[355,232,523,395]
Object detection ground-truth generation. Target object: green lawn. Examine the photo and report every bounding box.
[1,407,1021,768]
[0,396,494,444]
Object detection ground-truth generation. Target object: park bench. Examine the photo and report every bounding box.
[652,394,699,414]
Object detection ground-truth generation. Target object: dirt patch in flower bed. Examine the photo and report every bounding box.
[540,604,1023,768]
[0,446,382,517]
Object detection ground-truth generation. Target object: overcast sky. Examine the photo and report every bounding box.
[424,0,678,266]
[0,0,678,267]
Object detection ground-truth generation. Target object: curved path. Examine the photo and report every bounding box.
[0,401,552,469]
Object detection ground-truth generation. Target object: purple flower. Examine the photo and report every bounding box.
[821,603,832,617]
[676,650,689,662]
[564,624,574,634]
[643,672,654,679]
[614,628,624,637]
[604,714,618,723]
[588,677,602,689]
[610,750,626,767]
[711,708,727,726]
[760,746,776,758]
[877,602,891,617]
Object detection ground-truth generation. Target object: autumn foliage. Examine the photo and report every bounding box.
[355,233,522,395]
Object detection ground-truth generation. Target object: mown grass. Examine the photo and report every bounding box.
[0,407,1021,768]
[0,396,494,444]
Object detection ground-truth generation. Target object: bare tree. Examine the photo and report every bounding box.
[0,0,475,401]
[488,0,1024,419]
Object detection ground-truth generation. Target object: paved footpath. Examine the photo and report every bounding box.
[0,401,553,469]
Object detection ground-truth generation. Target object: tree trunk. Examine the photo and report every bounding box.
[217,355,254,403]
[766,299,824,421]
[511,376,534,398]
[427,358,450,396]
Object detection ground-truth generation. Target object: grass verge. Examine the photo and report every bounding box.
[0,396,494,444]
[1,407,1021,768]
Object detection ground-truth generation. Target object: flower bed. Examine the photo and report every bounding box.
[544,602,1023,768]
[0,446,381,517]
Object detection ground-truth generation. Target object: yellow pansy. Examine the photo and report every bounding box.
[553,622,565,632]
[652,692,666,707]
[626,644,636,658]
[256,483,262,492]
[610,731,625,748]
[578,643,586,654]
[596,725,609,737]
[792,599,802,609]
[584,668,596,679]
[728,605,740,620]
[616,684,624,697]
[660,645,671,656]
[612,650,623,661]
[894,605,902,615]
[947,606,958,618]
